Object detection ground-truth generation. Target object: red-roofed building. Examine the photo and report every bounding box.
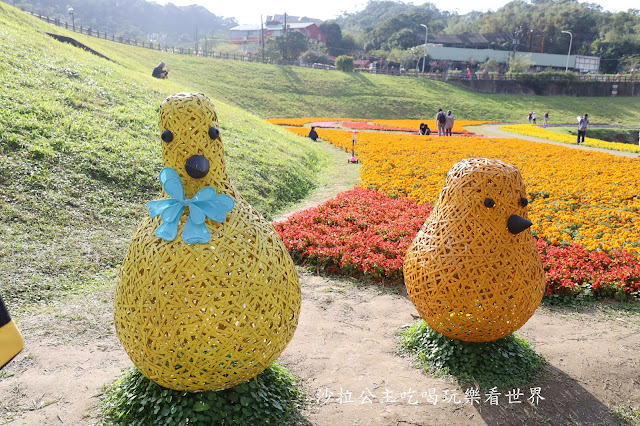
[230,20,326,53]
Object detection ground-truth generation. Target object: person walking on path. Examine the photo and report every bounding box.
[436,109,446,136]
[577,114,589,144]
[532,112,537,124]
[528,112,532,123]
[543,111,549,126]
[445,110,455,136]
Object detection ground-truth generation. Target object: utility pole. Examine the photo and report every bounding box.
[420,24,428,74]
[529,30,533,52]
[282,12,287,61]
[261,15,265,63]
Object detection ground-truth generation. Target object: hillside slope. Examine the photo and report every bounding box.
[70,27,640,125]
[0,3,328,306]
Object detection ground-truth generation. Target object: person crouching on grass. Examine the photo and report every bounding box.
[152,61,169,79]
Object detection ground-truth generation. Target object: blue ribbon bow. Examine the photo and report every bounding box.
[147,167,235,244]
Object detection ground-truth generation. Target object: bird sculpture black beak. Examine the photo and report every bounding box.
[507,215,532,234]
[185,155,210,179]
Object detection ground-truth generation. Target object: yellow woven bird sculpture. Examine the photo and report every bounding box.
[114,93,301,391]
[403,158,545,342]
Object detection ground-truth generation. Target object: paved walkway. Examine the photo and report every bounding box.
[470,124,640,158]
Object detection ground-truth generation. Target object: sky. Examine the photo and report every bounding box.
[153,0,637,25]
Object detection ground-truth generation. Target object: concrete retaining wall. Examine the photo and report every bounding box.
[451,80,639,97]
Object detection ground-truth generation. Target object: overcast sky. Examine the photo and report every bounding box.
[152,0,637,26]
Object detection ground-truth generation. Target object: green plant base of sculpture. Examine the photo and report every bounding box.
[100,363,304,425]
[399,320,546,390]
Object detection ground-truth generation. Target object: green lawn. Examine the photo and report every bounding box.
[0,4,328,308]
[545,126,640,144]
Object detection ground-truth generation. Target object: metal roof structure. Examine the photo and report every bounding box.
[428,32,513,47]
[425,45,599,71]
[231,22,318,32]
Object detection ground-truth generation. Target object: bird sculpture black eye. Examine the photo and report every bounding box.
[520,197,529,207]
[161,130,173,143]
[208,127,220,140]
[484,198,495,208]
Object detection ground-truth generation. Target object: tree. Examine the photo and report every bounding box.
[276,31,309,61]
[388,28,416,50]
[319,21,344,56]
[482,59,500,72]
[507,54,534,73]
[335,55,355,72]
[301,50,330,65]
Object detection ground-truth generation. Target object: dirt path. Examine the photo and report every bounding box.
[470,124,640,158]
[2,137,639,425]
[281,273,640,425]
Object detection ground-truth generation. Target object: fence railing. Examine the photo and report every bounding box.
[26,10,640,83]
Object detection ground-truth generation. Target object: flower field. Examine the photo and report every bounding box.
[275,188,639,298]
[267,117,368,126]
[268,117,496,135]
[275,123,640,299]
[501,124,640,154]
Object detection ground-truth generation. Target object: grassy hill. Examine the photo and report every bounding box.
[74,29,640,125]
[0,4,328,307]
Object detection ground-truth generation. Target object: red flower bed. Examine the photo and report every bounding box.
[536,239,640,298]
[274,187,433,282]
[274,188,640,299]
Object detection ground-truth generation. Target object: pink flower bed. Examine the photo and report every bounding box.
[309,121,342,128]
[341,121,415,132]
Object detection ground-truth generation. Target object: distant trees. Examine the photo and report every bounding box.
[17,0,640,73]
[15,0,236,46]
[337,0,640,74]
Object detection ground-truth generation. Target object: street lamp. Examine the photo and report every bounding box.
[68,7,75,31]
[420,24,428,74]
[561,30,572,72]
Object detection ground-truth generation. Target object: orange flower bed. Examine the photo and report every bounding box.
[285,126,362,151]
[282,127,640,257]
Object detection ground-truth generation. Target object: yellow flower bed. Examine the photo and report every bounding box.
[502,124,640,154]
[283,126,640,256]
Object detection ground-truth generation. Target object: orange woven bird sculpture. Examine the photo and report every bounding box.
[114,93,301,391]
[403,158,545,342]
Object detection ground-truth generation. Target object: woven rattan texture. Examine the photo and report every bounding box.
[404,158,545,342]
[115,93,301,391]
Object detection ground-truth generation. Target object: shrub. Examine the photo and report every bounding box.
[335,55,355,72]
[301,50,330,65]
